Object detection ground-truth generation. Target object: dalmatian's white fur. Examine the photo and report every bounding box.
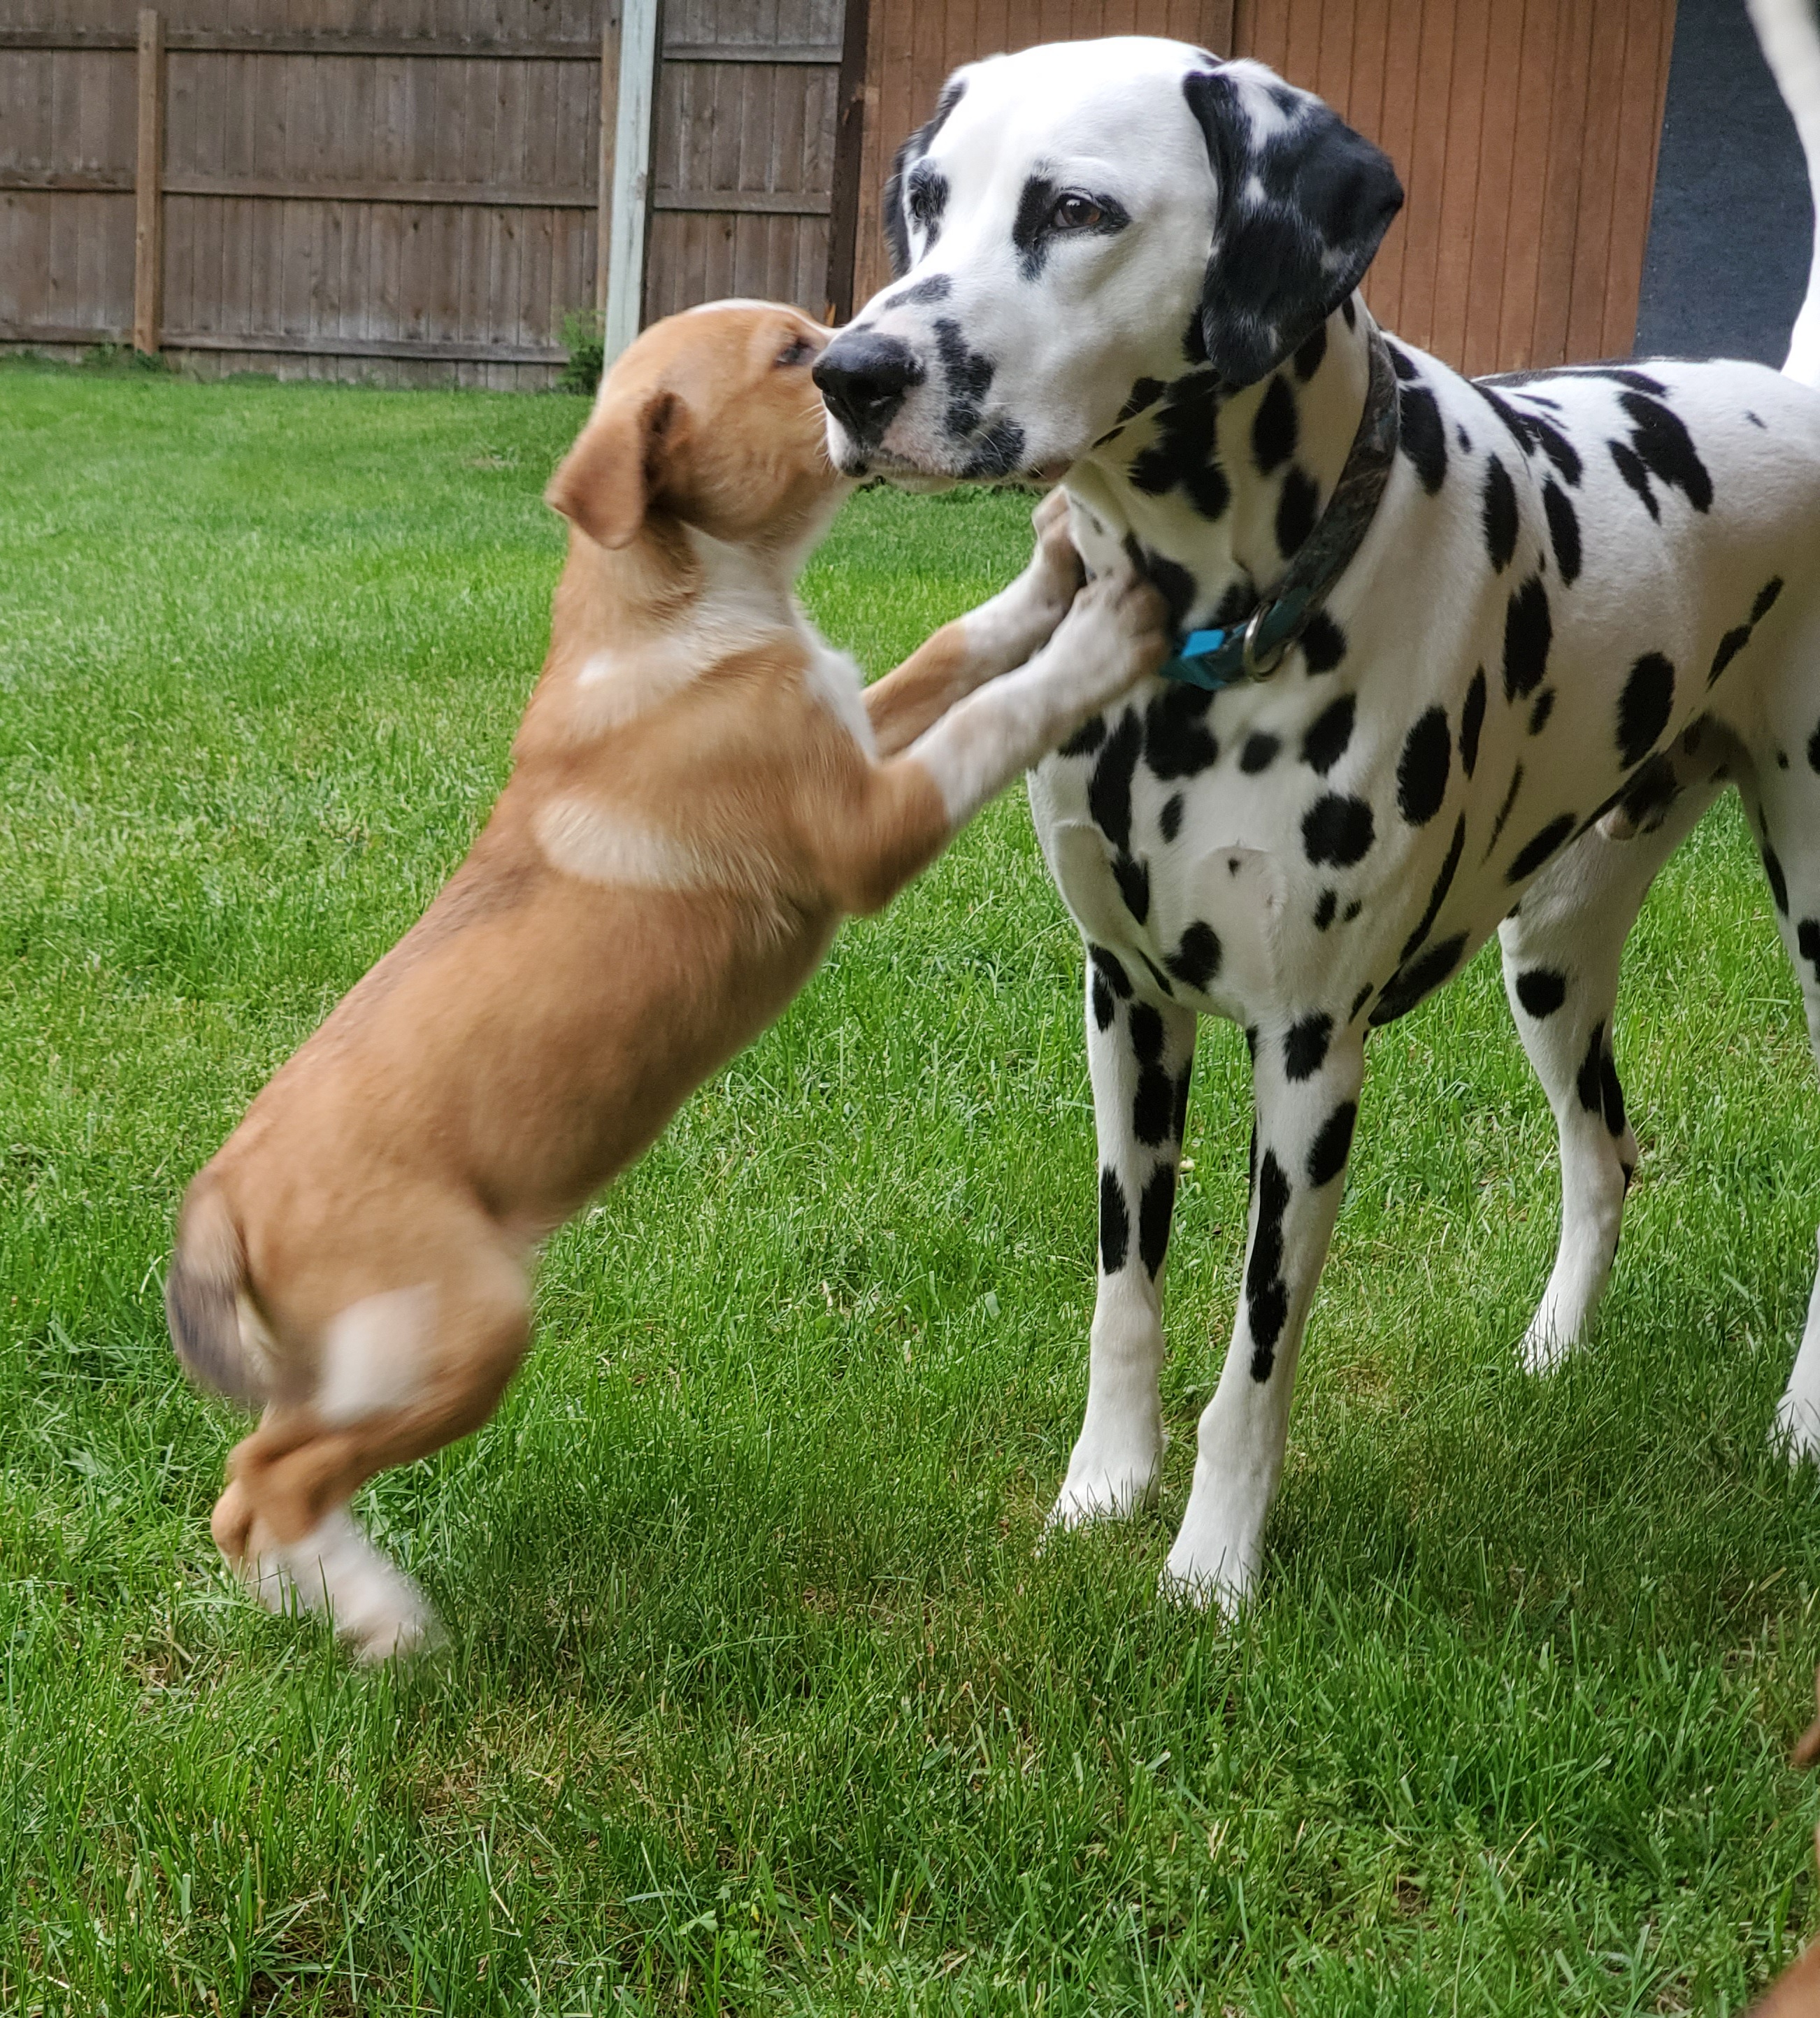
[813,22,1820,1608]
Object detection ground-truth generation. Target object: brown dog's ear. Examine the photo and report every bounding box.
[545,389,685,550]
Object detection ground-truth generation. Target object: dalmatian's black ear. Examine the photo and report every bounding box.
[882,75,968,279]
[1182,66,1403,387]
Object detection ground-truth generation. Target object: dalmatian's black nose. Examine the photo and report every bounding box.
[813,331,924,445]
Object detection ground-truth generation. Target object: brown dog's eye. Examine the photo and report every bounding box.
[1051,193,1104,231]
[775,335,817,367]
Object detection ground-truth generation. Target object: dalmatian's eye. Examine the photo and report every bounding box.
[1051,193,1105,231]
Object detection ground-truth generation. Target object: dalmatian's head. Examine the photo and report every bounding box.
[814,38,1403,483]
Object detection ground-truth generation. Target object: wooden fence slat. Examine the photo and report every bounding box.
[596,3,619,310]
[132,6,162,352]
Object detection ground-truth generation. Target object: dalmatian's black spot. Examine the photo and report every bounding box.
[1342,898,1363,922]
[1241,733,1282,774]
[961,419,1029,480]
[1090,972,1115,1031]
[1456,424,1472,452]
[1397,706,1452,825]
[1112,854,1151,923]
[1754,575,1785,622]
[1303,792,1375,867]
[1134,1066,1175,1146]
[1284,1012,1333,1081]
[1398,813,1466,965]
[1809,722,1820,774]
[1710,625,1751,687]
[1182,308,1210,366]
[1486,762,1525,857]
[1209,579,1261,629]
[1119,378,1167,422]
[1609,439,1659,521]
[1470,381,1583,485]
[1301,694,1355,775]
[1617,390,1712,513]
[1087,709,1142,853]
[1312,887,1337,931]
[1244,1024,1259,1061]
[1057,714,1106,759]
[1143,683,1219,780]
[1349,982,1373,1022]
[1306,1100,1356,1188]
[1459,667,1486,778]
[1089,945,1133,1001]
[1506,813,1577,883]
[1503,575,1553,701]
[1139,1166,1177,1277]
[1528,689,1556,736]
[1516,967,1567,1017]
[1253,375,1299,474]
[1388,342,1418,382]
[933,317,994,439]
[1798,918,1820,984]
[1608,754,1679,834]
[1160,794,1184,843]
[1748,408,1766,428]
[1294,323,1327,380]
[1128,374,1231,521]
[1341,295,1358,331]
[1542,479,1582,585]
[1368,931,1468,1026]
[1481,455,1518,572]
[1398,384,1447,494]
[1617,652,1675,769]
[1099,1167,1130,1274]
[1167,921,1223,989]
[1763,844,1789,915]
[887,273,952,306]
[905,162,950,252]
[1122,534,1197,631]
[1600,1051,1626,1138]
[1247,1150,1291,1377]
[1780,750,1791,770]
[1276,467,1321,557]
[1128,1002,1164,1061]
[1575,1022,1605,1115]
[1300,610,1347,673]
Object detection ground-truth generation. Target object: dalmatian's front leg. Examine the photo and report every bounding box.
[1049,950,1196,1526]
[1162,1015,1364,1610]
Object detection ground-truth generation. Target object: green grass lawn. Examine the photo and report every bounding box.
[6,359,1820,2016]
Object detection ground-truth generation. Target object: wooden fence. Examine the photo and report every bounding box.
[0,0,1676,386]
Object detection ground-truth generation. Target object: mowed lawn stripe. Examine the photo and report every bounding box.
[3,359,1820,2015]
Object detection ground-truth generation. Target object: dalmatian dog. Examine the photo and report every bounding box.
[812,17,1820,1610]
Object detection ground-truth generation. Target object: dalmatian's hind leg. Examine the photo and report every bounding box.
[1499,774,1725,1372]
[1749,745,1820,1461]
[1048,947,1196,1529]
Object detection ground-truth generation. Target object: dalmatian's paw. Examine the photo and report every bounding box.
[1517,1309,1584,1376]
[1156,1543,1252,1620]
[1046,1452,1161,1531]
[1775,1391,1820,1468]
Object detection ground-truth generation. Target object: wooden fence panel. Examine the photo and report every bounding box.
[641,0,846,324]
[852,0,1676,375]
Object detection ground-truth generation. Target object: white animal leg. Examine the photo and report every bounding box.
[1499,783,1721,1371]
[1049,951,1195,1526]
[1163,1018,1365,1612]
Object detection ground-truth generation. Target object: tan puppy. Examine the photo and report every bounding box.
[166,300,1166,1661]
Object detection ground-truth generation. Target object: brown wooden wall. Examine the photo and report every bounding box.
[852,0,1678,378]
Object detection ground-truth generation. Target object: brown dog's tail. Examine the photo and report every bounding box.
[166,1180,267,1408]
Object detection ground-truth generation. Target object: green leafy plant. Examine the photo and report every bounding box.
[557,308,605,396]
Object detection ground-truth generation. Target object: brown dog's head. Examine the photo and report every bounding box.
[545,302,847,560]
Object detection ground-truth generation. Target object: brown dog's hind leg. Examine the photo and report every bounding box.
[213,1244,529,1661]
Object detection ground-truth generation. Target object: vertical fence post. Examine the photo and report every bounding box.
[132,8,164,355]
[602,0,659,366]
[595,3,621,317]
[824,0,871,325]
